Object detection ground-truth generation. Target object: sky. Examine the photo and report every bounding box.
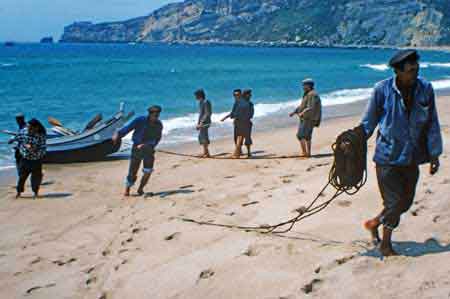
[0,0,176,42]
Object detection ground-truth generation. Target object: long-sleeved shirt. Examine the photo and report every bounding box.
[361,77,443,166]
[231,100,254,123]
[14,129,47,160]
[198,99,212,127]
[118,116,163,148]
[293,90,322,125]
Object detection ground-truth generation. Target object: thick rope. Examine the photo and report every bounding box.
[180,126,368,234]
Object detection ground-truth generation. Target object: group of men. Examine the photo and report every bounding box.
[195,88,256,159]
[95,49,444,257]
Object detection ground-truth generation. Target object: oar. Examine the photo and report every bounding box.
[48,116,63,127]
[0,130,17,136]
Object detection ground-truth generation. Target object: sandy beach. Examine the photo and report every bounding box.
[0,95,449,299]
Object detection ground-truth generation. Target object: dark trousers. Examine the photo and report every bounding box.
[14,149,22,175]
[376,164,420,230]
[126,146,155,187]
[17,159,43,194]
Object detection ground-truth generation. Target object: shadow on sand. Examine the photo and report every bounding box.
[361,238,450,258]
[19,193,73,200]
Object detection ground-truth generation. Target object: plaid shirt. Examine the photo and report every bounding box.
[15,129,47,160]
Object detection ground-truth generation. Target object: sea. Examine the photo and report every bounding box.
[1,43,450,170]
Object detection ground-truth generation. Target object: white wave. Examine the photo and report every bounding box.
[361,64,389,71]
[322,88,373,106]
[362,62,450,72]
[0,165,15,171]
[431,78,450,90]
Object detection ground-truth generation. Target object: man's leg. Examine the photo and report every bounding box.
[199,128,210,158]
[245,123,253,158]
[16,159,31,198]
[299,139,307,157]
[137,149,156,196]
[376,165,419,256]
[305,140,312,157]
[125,149,141,196]
[30,160,43,198]
[233,136,244,158]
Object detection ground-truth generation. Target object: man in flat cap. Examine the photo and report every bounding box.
[360,50,443,256]
[113,105,163,197]
[289,78,322,158]
[195,89,213,158]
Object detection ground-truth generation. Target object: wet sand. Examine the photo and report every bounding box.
[0,96,449,299]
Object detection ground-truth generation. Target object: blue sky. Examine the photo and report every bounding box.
[0,0,176,41]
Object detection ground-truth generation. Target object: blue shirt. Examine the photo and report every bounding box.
[118,116,163,147]
[361,77,443,166]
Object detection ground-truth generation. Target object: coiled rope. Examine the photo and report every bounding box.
[180,126,368,234]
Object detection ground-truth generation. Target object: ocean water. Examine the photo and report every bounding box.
[1,43,450,168]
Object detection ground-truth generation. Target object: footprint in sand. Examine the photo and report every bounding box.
[198,269,215,280]
[441,179,450,185]
[242,246,258,257]
[30,257,42,265]
[165,232,181,241]
[86,276,97,286]
[53,258,77,266]
[242,201,259,207]
[282,179,292,184]
[337,200,352,208]
[301,278,322,294]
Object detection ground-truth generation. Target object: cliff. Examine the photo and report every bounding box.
[60,0,450,47]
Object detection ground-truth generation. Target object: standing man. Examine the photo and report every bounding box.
[232,89,254,158]
[113,105,163,197]
[221,89,242,145]
[195,89,212,158]
[360,50,442,256]
[289,78,322,158]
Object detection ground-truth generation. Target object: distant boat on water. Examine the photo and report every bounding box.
[40,36,54,44]
[4,41,15,47]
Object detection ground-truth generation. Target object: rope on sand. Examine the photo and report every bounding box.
[180,126,368,234]
[156,149,311,160]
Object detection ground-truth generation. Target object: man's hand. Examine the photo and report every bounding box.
[136,144,145,150]
[430,157,440,175]
[25,144,32,149]
[112,133,120,145]
[289,112,296,118]
[220,117,227,122]
[196,124,201,130]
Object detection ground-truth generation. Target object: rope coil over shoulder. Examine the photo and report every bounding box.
[181,125,368,234]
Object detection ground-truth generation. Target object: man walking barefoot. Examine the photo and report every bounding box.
[195,89,213,158]
[290,79,322,158]
[360,50,442,256]
[113,105,163,197]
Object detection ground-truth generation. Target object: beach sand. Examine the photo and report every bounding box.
[0,96,449,299]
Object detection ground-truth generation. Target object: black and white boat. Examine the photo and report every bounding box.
[43,104,134,163]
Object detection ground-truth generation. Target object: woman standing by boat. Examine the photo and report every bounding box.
[13,119,47,198]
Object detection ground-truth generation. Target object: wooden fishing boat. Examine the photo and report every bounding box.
[43,105,134,163]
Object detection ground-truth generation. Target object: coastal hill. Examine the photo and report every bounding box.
[60,0,450,47]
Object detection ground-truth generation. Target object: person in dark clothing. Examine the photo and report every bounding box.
[358,50,442,256]
[14,118,47,199]
[289,78,322,158]
[195,89,212,158]
[221,89,242,144]
[232,89,254,158]
[8,113,27,174]
[113,105,163,197]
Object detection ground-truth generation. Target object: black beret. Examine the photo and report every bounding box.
[148,105,162,113]
[389,50,420,68]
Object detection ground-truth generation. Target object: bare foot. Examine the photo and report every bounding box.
[136,189,144,196]
[123,188,131,197]
[247,153,252,158]
[33,193,39,199]
[15,193,21,199]
[364,219,381,244]
[380,245,399,257]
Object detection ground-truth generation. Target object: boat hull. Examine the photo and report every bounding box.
[41,110,132,164]
[43,139,122,163]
